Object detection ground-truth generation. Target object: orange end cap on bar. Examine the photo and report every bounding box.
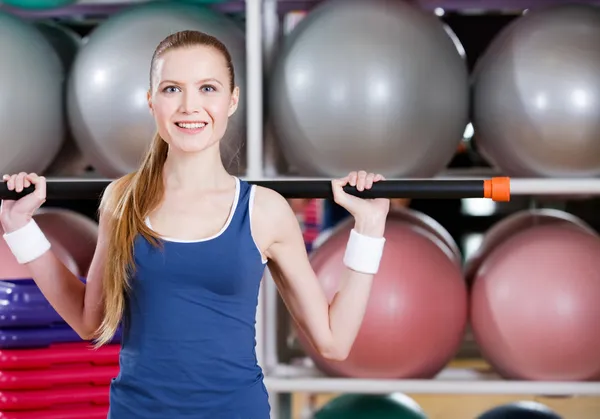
[484,177,511,202]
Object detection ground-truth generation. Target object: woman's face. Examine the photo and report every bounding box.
[148,45,239,155]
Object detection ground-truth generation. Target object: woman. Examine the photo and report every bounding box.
[0,31,390,418]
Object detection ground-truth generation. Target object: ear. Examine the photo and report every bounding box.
[147,90,154,116]
[227,86,240,117]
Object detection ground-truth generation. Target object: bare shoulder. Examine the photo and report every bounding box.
[253,185,292,214]
[253,185,299,225]
[251,186,302,252]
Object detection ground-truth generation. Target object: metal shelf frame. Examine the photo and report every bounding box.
[249,2,600,418]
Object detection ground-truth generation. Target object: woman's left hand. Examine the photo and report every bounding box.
[331,171,390,237]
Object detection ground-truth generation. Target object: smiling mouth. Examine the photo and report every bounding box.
[175,122,207,129]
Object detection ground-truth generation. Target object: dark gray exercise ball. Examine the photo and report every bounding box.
[269,0,469,177]
[477,401,562,419]
[0,12,64,175]
[35,21,82,73]
[36,21,90,177]
[472,4,600,177]
[67,2,246,178]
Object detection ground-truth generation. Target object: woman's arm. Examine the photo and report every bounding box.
[254,172,389,360]
[1,174,119,339]
[11,213,110,339]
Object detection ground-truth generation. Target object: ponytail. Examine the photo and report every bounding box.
[94,133,168,346]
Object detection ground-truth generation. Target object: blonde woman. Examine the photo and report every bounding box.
[1,31,390,418]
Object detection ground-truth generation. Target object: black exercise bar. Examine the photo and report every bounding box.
[0,177,511,201]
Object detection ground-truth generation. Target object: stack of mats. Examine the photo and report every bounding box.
[0,279,121,418]
[301,199,322,253]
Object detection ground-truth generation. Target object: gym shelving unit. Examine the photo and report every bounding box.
[3,1,600,418]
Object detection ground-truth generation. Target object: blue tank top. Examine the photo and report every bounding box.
[108,178,270,419]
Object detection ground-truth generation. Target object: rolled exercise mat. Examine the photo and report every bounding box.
[0,385,108,410]
[0,325,121,349]
[0,364,119,390]
[0,280,64,328]
[0,342,119,370]
[0,406,108,419]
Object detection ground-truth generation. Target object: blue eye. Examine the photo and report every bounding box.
[163,86,180,93]
[201,85,216,93]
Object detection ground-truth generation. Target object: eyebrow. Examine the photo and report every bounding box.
[159,78,224,87]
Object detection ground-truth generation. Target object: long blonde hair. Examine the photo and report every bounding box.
[93,30,237,346]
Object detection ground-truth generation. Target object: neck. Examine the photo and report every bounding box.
[162,143,233,192]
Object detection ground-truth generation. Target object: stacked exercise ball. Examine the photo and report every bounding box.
[36,20,88,177]
[0,12,64,175]
[0,2,246,178]
[467,209,600,381]
[67,1,247,177]
[0,0,75,10]
[472,3,600,177]
[35,20,82,73]
[314,394,427,419]
[0,223,79,280]
[301,204,600,383]
[33,208,100,276]
[0,208,99,282]
[269,0,469,177]
[476,401,562,419]
[298,209,467,379]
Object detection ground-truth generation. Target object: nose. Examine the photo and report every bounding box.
[180,89,201,114]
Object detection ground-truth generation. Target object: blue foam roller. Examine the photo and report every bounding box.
[0,324,122,349]
[0,279,89,328]
[0,280,63,328]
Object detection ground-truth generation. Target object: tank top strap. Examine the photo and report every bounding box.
[226,179,267,265]
[227,177,253,229]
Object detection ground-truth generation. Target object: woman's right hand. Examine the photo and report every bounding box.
[0,173,47,233]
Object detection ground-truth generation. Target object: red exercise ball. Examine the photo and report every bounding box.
[34,207,99,276]
[389,206,462,267]
[465,208,596,285]
[0,224,79,280]
[471,224,600,381]
[298,215,468,379]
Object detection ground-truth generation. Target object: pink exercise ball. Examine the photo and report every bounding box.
[0,224,79,280]
[33,208,99,276]
[471,223,600,381]
[298,215,468,379]
[389,206,462,267]
[465,208,597,284]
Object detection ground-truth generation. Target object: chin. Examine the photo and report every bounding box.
[168,134,217,154]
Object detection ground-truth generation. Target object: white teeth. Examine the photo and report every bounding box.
[177,122,206,129]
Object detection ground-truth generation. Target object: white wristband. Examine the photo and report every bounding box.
[343,229,386,275]
[2,219,51,264]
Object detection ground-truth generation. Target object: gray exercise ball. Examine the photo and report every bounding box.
[36,21,90,177]
[0,12,64,175]
[269,0,469,177]
[472,4,600,177]
[35,21,82,74]
[67,2,246,178]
